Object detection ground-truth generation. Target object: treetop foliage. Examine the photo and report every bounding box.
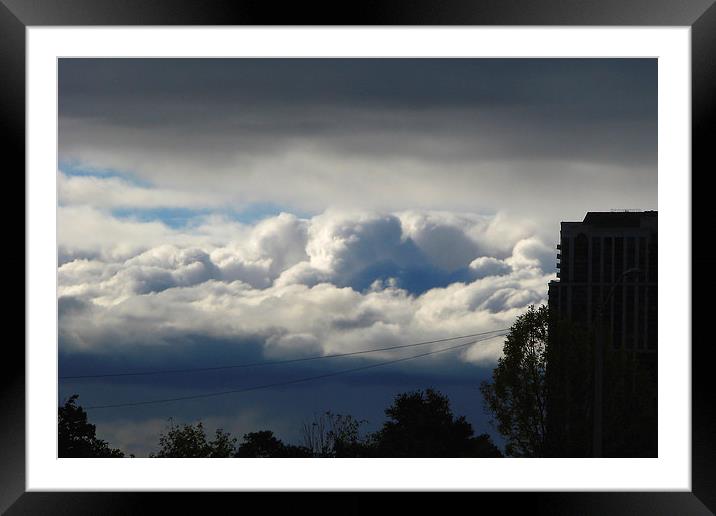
[59,389,503,458]
[151,419,237,458]
[58,394,125,458]
[373,388,502,458]
[480,305,549,457]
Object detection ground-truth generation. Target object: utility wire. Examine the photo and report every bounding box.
[60,328,508,380]
[84,332,506,410]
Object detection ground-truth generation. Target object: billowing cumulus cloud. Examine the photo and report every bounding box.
[58,208,552,363]
[469,257,512,278]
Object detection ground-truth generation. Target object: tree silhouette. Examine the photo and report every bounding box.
[152,419,237,457]
[480,305,549,457]
[237,430,311,457]
[58,394,125,457]
[301,411,368,457]
[208,427,238,458]
[370,388,502,457]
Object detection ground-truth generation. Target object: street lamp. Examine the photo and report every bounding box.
[593,267,641,458]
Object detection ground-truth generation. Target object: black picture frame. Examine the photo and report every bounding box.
[4,1,713,513]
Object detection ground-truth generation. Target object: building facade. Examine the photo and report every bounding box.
[547,211,657,355]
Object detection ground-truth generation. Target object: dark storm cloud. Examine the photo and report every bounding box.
[59,58,655,118]
[58,332,483,392]
[58,58,657,167]
[57,295,89,317]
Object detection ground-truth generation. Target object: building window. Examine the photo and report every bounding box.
[648,234,657,283]
[625,285,635,349]
[612,285,623,349]
[591,237,601,283]
[561,237,570,281]
[603,237,613,283]
[626,237,636,281]
[638,286,646,349]
[647,286,657,350]
[614,237,624,279]
[574,233,588,283]
[572,286,588,324]
[639,237,647,282]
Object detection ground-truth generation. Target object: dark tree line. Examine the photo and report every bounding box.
[58,395,126,458]
[59,389,502,458]
[480,304,657,458]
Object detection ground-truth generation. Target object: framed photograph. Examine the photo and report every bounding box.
[5,0,713,513]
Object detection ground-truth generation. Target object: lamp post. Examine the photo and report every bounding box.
[593,267,641,458]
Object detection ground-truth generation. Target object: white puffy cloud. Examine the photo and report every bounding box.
[58,171,224,209]
[469,257,512,278]
[210,213,309,288]
[306,211,405,273]
[506,236,556,273]
[58,208,555,364]
[397,211,485,270]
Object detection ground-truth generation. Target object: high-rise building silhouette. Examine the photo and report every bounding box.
[546,211,657,458]
[548,211,657,364]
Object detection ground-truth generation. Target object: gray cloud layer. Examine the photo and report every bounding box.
[59,59,657,231]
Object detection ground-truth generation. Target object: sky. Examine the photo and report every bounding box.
[57,58,657,456]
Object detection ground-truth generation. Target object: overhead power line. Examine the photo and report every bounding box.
[84,332,507,410]
[60,328,508,380]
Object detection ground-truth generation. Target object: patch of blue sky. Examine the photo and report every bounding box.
[111,203,316,229]
[59,161,317,225]
[111,207,212,229]
[58,159,153,188]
